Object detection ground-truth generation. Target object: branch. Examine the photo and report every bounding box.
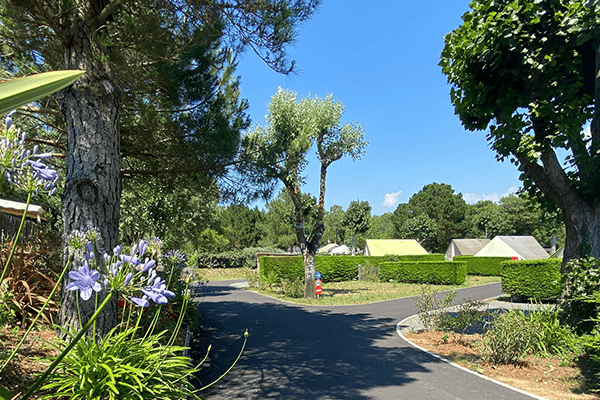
[514,149,580,209]
[92,0,130,29]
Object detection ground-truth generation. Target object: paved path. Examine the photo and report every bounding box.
[191,281,538,400]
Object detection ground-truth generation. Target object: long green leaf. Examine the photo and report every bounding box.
[0,70,85,115]
[0,383,13,400]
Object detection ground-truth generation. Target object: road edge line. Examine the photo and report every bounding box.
[396,315,548,400]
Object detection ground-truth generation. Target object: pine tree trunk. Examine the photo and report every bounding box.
[58,7,120,338]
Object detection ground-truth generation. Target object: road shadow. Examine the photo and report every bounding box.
[190,284,439,399]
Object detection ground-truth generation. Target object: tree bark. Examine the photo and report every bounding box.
[58,3,120,338]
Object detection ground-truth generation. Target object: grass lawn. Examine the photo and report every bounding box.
[199,267,500,306]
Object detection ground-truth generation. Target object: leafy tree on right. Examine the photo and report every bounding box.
[440,0,600,269]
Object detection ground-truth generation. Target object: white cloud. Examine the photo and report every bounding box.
[463,186,518,205]
[383,190,403,208]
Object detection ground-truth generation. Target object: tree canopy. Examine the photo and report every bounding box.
[0,0,321,333]
[440,0,600,263]
[241,88,367,297]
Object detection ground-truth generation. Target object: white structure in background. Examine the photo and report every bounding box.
[444,238,490,261]
[329,244,351,255]
[474,236,549,260]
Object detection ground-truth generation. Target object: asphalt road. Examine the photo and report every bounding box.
[191,281,538,400]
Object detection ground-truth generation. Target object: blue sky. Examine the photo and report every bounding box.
[235,0,522,216]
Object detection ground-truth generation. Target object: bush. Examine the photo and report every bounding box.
[387,253,445,262]
[483,310,539,364]
[195,247,283,269]
[501,259,562,300]
[414,288,456,331]
[259,256,304,283]
[42,327,200,400]
[379,261,467,285]
[259,255,466,285]
[562,257,600,334]
[453,255,510,276]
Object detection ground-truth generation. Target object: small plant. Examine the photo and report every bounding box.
[414,287,455,331]
[280,277,304,298]
[437,297,485,336]
[482,309,537,365]
[42,326,201,400]
[441,333,449,344]
[244,268,260,288]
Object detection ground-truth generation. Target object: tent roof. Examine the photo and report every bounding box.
[475,236,549,260]
[318,243,339,254]
[329,244,351,255]
[365,239,428,257]
[0,199,47,221]
[449,238,490,256]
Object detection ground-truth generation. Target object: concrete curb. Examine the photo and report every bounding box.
[396,314,548,400]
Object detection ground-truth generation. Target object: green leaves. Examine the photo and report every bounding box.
[0,70,84,115]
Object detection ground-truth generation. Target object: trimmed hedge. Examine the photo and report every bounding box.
[386,253,445,262]
[379,261,467,285]
[259,256,304,283]
[501,259,562,300]
[259,255,466,285]
[453,255,511,276]
[195,247,283,269]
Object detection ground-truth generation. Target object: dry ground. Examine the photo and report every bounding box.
[406,330,598,400]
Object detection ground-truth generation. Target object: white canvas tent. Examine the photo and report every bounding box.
[329,244,351,255]
[318,243,339,254]
[444,238,490,261]
[474,236,549,260]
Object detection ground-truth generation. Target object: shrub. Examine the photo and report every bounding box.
[437,298,485,336]
[453,255,510,276]
[387,253,445,262]
[501,259,562,300]
[42,327,200,400]
[259,256,304,283]
[483,309,539,365]
[379,261,467,285]
[280,277,304,298]
[561,257,600,334]
[195,247,284,269]
[414,288,456,331]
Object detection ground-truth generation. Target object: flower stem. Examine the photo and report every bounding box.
[19,290,116,400]
[0,252,74,374]
[0,192,31,286]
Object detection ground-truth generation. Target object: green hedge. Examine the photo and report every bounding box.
[259,255,466,285]
[386,253,445,262]
[379,261,467,285]
[259,256,304,283]
[453,255,511,276]
[194,247,283,269]
[501,259,562,300]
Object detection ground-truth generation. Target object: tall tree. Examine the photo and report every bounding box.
[242,88,367,298]
[322,205,346,245]
[219,204,264,250]
[366,213,396,240]
[406,183,467,252]
[343,200,372,255]
[465,200,506,239]
[440,0,600,268]
[0,0,321,334]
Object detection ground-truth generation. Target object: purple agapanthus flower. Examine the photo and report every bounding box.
[66,262,102,301]
[141,275,175,305]
[138,239,147,257]
[130,295,150,308]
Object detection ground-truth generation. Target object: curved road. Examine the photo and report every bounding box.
[191,281,537,400]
